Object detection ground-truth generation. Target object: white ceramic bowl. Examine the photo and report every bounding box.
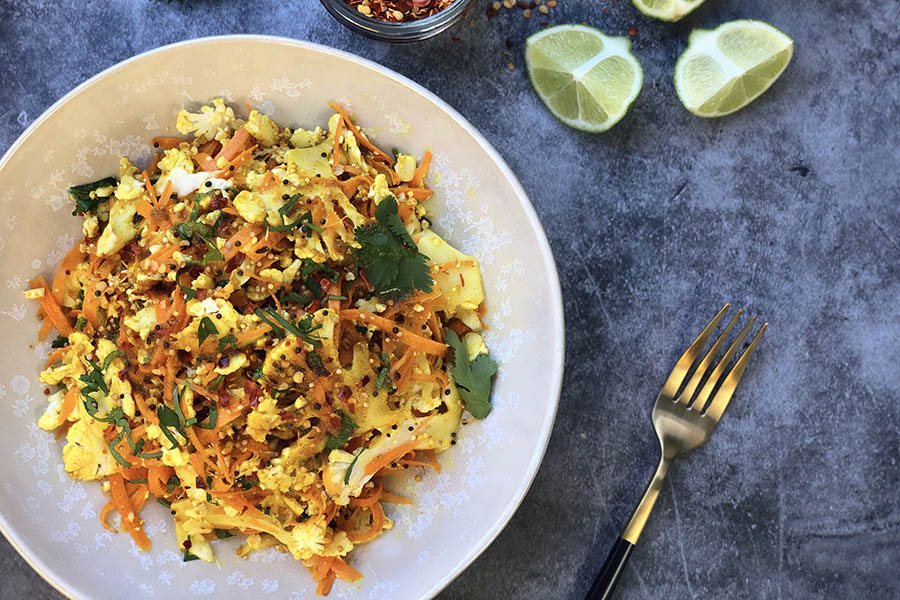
[0,36,564,599]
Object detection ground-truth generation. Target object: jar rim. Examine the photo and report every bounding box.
[318,0,476,42]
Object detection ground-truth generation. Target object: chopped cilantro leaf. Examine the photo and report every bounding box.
[214,529,234,539]
[51,335,68,349]
[446,330,497,419]
[345,450,363,485]
[198,316,219,345]
[69,177,117,215]
[217,334,237,352]
[254,308,285,338]
[352,196,433,300]
[183,548,201,562]
[74,316,87,331]
[325,412,358,450]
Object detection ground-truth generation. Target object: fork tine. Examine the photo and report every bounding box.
[704,322,768,422]
[690,316,757,413]
[659,304,731,400]
[676,309,743,405]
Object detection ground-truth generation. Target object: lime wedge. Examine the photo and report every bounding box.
[632,0,705,21]
[525,25,643,133]
[674,20,794,118]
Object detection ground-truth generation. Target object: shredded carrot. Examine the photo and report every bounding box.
[156,179,174,210]
[38,317,53,343]
[194,152,219,172]
[216,126,251,162]
[151,136,187,150]
[339,175,374,199]
[391,185,433,201]
[148,465,174,498]
[99,498,117,533]
[196,139,221,156]
[142,171,158,205]
[109,473,151,550]
[58,386,79,424]
[82,280,101,328]
[328,102,393,164]
[340,309,447,356]
[223,223,265,261]
[409,150,432,188]
[345,502,385,543]
[333,114,344,164]
[330,557,363,582]
[348,480,382,508]
[316,571,336,596]
[30,276,72,336]
[44,346,67,368]
[52,244,84,304]
[235,325,271,345]
[381,491,414,505]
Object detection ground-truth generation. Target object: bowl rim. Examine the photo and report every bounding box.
[0,34,565,600]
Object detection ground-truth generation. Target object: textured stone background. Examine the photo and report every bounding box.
[1,0,899,598]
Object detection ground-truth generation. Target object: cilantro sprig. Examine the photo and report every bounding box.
[69,177,117,215]
[352,196,433,300]
[254,307,322,347]
[446,330,497,419]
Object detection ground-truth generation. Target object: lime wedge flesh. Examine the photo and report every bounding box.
[632,0,705,22]
[675,20,794,118]
[526,25,644,133]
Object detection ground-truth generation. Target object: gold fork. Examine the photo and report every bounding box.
[585,304,767,600]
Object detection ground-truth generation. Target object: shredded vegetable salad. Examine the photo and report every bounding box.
[25,100,497,595]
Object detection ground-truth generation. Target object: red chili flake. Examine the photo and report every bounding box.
[345,0,455,22]
[337,385,352,401]
[118,369,128,381]
[196,289,208,301]
[244,380,262,407]
[217,386,232,407]
[459,273,465,287]
[43,388,50,396]
[208,195,227,211]
[629,28,637,36]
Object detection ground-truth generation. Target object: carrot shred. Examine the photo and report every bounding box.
[194,152,219,172]
[148,465,174,498]
[44,346,67,368]
[339,175,374,199]
[30,276,72,336]
[82,280,101,328]
[151,136,187,150]
[38,317,53,342]
[330,557,363,582]
[328,102,393,164]
[216,126,251,162]
[381,491,414,505]
[109,472,151,550]
[409,150,432,188]
[58,385,79,424]
[142,171,158,205]
[99,498,117,533]
[340,309,447,356]
[51,244,85,304]
[316,571,336,596]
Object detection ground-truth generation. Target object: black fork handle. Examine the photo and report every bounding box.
[585,536,634,600]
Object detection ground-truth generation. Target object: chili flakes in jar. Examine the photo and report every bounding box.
[346,0,456,22]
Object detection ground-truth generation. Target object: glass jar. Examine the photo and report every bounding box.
[318,0,478,43]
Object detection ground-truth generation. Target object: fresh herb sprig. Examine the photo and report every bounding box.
[352,196,433,300]
[446,330,497,419]
[324,412,358,450]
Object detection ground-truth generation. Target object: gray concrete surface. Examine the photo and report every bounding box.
[1,0,898,598]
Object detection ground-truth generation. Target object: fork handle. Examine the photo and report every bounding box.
[585,536,634,600]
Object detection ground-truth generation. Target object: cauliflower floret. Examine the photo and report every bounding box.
[232,190,285,225]
[395,153,417,182]
[123,306,158,342]
[321,530,354,557]
[37,389,67,430]
[465,332,488,360]
[368,173,392,205]
[290,126,326,149]
[40,332,91,386]
[415,230,484,318]
[215,352,247,375]
[245,109,279,146]
[157,148,195,175]
[328,113,366,171]
[63,417,116,481]
[257,436,324,493]
[96,194,140,256]
[171,496,216,563]
[82,215,99,238]
[245,396,281,442]
[175,98,241,144]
